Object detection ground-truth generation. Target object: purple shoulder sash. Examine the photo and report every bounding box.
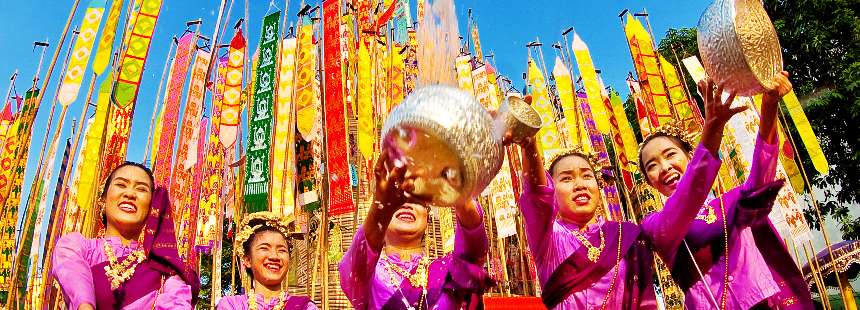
[285,295,314,309]
[91,259,164,309]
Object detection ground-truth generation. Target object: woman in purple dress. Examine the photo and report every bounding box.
[510,75,751,309]
[217,212,317,310]
[51,162,200,309]
[338,151,493,310]
[638,73,812,309]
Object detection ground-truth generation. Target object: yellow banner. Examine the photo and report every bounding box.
[625,14,673,125]
[571,33,610,134]
[389,48,405,108]
[551,57,591,152]
[92,0,123,75]
[76,73,113,215]
[660,55,702,133]
[610,91,640,168]
[58,0,106,105]
[357,41,374,159]
[272,38,298,215]
[295,24,318,140]
[782,91,828,175]
[455,55,474,93]
[528,58,562,158]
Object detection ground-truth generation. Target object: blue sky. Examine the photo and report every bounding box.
[0,0,710,249]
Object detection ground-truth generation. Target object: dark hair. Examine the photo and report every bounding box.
[637,134,694,185]
[548,152,613,187]
[101,162,155,224]
[241,218,291,276]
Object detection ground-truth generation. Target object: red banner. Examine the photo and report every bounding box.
[323,0,354,216]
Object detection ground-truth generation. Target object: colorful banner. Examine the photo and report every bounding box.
[323,0,354,216]
[782,91,829,174]
[389,48,405,109]
[296,134,319,212]
[552,57,591,152]
[577,93,623,220]
[220,29,246,149]
[471,25,484,64]
[58,0,106,106]
[75,74,112,227]
[627,79,654,138]
[0,89,40,293]
[624,14,672,126]
[660,55,702,133]
[609,91,640,171]
[571,33,610,134]
[455,55,474,94]
[271,38,297,216]
[170,50,211,211]
[490,158,517,239]
[295,23,317,140]
[472,65,499,110]
[153,32,195,187]
[92,0,124,76]
[197,55,227,252]
[243,11,280,213]
[356,41,374,159]
[527,58,562,159]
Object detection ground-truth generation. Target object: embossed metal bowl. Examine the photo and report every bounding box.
[381,86,505,207]
[698,0,783,96]
[494,95,543,144]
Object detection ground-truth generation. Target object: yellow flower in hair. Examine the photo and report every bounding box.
[234,211,299,258]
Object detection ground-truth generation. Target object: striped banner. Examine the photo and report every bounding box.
[609,91,640,171]
[219,29,245,149]
[271,38,297,216]
[58,0,106,106]
[571,33,610,134]
[244,11,280,213]
[153,32,195,187]
[92,0,124,76]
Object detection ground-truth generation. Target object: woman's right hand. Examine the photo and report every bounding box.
[698,78,747,154]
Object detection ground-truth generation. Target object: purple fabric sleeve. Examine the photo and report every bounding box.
[517,179,557,260]
[640,145,722,265]
[51,232,96,309]
[743,134,780,191]
[453,203,488,264]
[338,226,380,309]
[154,275,193,309]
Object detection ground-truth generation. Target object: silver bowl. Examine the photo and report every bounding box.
[494,95,543,144]
[698,0,783,96]
[381,86,505,207]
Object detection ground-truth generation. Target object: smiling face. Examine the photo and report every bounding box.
[101,165,153,235]
[385,202,429,244]
[551,155,603,225]
[640,136,693,197]
[242,230,290,287]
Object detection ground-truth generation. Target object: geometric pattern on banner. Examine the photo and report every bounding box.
[243,11,279,213]
[0,89,39,293]
[552,57,591,152]
[112,0,163,108]
[153,33,195,187]
[295,23,317,141]
[170,50,210,217]
[75,73,113,224]
[571,33,610,134]
[609,91,640,171]
[197,55,228,252]
[92,0,124,76]
[624,13,673,126]
[577,93,623,221]
[490,157,517,239]
[659,55,702,134]
[323,0,354,216]
[271,37,297,216]
[296,133,319,212]
[527,58,562,159]
[58,0,106,106]
[388,47,404,109]
[220,29,246,149]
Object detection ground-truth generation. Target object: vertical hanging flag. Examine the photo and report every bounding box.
[624,14,673,126]
[323,0,354,216]
[197,56,227,252]
[295,23,317,140]
[552,58,591,152]
[271,38,297,216]
[577,93,623,220]
[627,78,654,138]
[527,58,562,158]
[472,65,498,110]
[356,41,374,159]
[571,33,610,134]
[455,55,474,94]
[471,24,484,64]
[0,89,40,294]
[660,55,702,133]
[782,91,829,174]
[153,33,195,186]
[220,30,246,149]
[609,91,640,169]
[170,50,210,208]
[244,11,279,213]
[389,48,405,108]
[75,73,112,223]
[102,0,163,177]
[92,0,124,76]
[58,0,106,105]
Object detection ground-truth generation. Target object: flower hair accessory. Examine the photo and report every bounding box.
[638,121,699,156]
[234,211,299,257]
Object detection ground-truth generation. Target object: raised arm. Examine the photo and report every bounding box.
[452,200,488,263]
[744,72,792,190]
[51,233,96,310]
[338,226,381,309]
[514,136,558,258]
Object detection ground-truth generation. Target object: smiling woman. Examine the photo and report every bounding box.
[217,212,317,310]
[51,162,200,309]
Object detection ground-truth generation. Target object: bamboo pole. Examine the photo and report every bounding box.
[804,241,831,309]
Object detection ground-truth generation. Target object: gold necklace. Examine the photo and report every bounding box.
[248,288,287,310]
[383,255,430,289]
[103,239,146,290]
[718,196,729,309]
[697,198,717,224]
[562,222,606,262]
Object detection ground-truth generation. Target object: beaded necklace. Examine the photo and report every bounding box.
[247,288,287,310]
[381,254,430,310]
[102,239,146,290]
